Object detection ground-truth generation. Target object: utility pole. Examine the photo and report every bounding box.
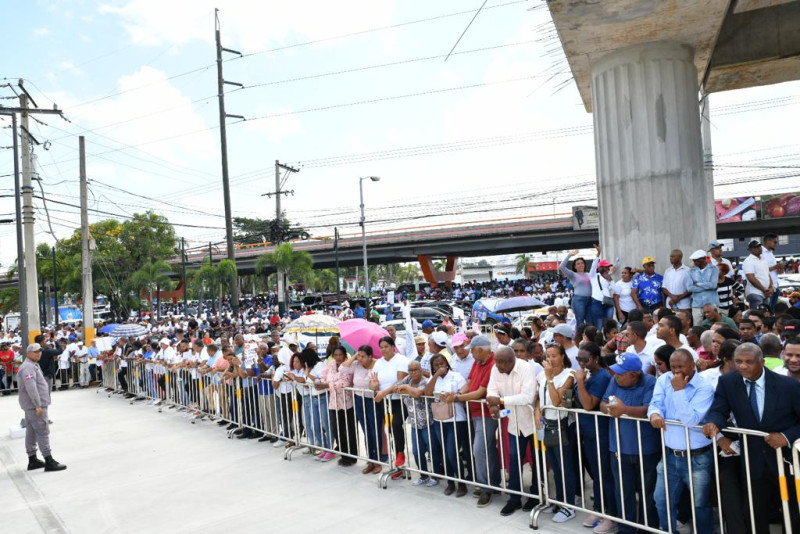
[209,241,215,314]
[20,94,41,342]
[215,8,243,316]
[52,246,59,324]
[79,136,95,346]
[181,237,188,316]
[0,87,61,344]
[334,227,341,305]
[262,160,299,315]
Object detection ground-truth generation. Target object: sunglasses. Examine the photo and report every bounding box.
[576,356,591,363]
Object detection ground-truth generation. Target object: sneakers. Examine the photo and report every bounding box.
[425,477,439,487]
[272,439,287,448]
[395,452,406,468]
[583,514,600,528]
[593,519,618,533]
[476,492,492,507]
[318,452,335,462]
[522,498,538,512]
[552,507,576,523]
[541,504,558,514]
[413,477,428,486]
[500,501,522,517]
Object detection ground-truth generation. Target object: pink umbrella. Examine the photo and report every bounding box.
[338,319,389,357]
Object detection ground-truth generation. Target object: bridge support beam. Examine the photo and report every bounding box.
[417,255,458,288]
[592,41,715,268]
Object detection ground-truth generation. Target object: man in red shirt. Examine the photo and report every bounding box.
[448,335,498,507]
[0,342,15,395]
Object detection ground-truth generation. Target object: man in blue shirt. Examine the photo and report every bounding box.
[687,250,720,327]
[601,353,659,534]
[648,348,715,534]
[631,257,664,313]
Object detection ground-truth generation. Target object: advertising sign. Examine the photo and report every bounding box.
[572,206,598,230]
[715,197,759,223]
[762,193,800,219]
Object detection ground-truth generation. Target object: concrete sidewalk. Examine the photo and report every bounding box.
[1,388,588,534]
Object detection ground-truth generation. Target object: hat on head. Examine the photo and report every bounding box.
[689,250,707,261]
[26,343,42,352]
[469,334,491,349]
[552,324,574,338]
[421,320,435,329]
[611,353,643,374]
[451,332,469,348]
[414,334,428,344]
[784,320,800,336]
[748,239,762,248]
[597,259,612,268]
[158,337,170,346]
[641,256,656,266]
[431,331,448,347]
[708,240,723,251]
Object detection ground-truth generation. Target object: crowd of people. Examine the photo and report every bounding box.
[4,236,800,533]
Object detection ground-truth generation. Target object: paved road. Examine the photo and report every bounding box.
[1,388,589,533]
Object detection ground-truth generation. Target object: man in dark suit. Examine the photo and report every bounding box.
[703,342,800,533]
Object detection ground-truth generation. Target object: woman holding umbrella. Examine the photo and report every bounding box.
[345,345,388,474]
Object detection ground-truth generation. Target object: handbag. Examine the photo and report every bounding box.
[598,274,614,306]
[431,400,454,421]
[543,418,570,448]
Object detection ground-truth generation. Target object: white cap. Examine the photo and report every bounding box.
[431,331,448,347]
[689,250,707,261]
[159,337,171,346]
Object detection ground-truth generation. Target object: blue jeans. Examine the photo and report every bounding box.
[508,432,540,503]
[430,420,466,479]
[472,417,501,493]
[589,298,604,328]
[411,426,432,474]
[654,450,713,534]
[544,425,576,505]
[307,394,331,449]
[354,396,386,462]
[612,452,659,533]
[581,430,617,515]
[572,294,591,326]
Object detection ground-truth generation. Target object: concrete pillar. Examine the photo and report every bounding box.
[592,41,715,270]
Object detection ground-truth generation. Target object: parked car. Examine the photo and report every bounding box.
[471,298,511,326]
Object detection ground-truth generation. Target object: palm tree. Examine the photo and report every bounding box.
[255,243,313,308]
[396,263,421,284]
[191,259,237,313]
[314,269,338,292]
[515,253,531,275]
[128,260,173,319]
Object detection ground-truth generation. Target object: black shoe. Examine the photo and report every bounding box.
[44,455,67,472]
[257,435,272,442]
[500,500,521,517]
[226,423,237,430]
[27,455,46,470]
[477,492,492,508]
[522,498,538,512]
[246,432,260,439]
[217,420,228,426]
[233,429,243,435]
[236,432,251,439]
[455,484,467,498]
[444,482,456,496]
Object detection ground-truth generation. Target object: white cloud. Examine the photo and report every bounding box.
[33,27,51,37]
[242,108,304,143]
[100,0,396,52]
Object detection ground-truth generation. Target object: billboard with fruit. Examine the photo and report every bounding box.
[763,193,800,219]
[715,197,759,223]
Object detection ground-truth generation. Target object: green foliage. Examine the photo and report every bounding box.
[255,243,314,280]
[515,253,530,275]
[233,215,309,244]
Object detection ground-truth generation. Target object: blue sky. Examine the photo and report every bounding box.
[2,0,799,269]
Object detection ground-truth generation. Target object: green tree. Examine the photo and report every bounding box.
[0,287,19,314]
[255,243,313,305]
[233,215,309,244]
[395,264,421,284]
[312,269,338,292]
[191,259,238,312]
[515,253,531,275]
[128,260,173,318]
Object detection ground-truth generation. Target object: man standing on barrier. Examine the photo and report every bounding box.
[18,343,67,472]
[601,352,659,533]
[648,348,715,534]
[703,342,800,533]
[486,345,537,517]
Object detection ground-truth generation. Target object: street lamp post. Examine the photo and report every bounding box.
[359,176,380,318]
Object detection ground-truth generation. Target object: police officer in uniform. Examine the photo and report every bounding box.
[18,343,67,472]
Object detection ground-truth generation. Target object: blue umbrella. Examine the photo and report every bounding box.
[494,296,546,314]
[110,323,148,338]
[99,323,119,334]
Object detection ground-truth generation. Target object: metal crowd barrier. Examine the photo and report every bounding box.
[95,363,799,532]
